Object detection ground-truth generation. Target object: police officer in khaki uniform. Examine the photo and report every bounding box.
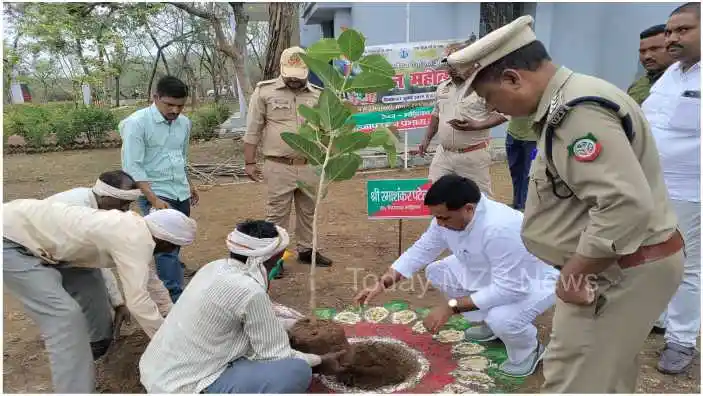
[447,16,684,393]
[419,41,508,195]
[243,46,332,267]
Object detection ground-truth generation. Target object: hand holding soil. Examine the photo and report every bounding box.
[316,349,351,375]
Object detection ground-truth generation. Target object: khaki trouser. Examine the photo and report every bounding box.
[541,250,684,393]
[263,159,319,249]
[428,145,492,196]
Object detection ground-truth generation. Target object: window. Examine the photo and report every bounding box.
[479,2,525,37]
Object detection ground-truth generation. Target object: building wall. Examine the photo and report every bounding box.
[301,2,682,139]
[535,2,680,91]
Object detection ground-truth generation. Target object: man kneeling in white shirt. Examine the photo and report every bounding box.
[355,174,559,377]
[3,201,197,394]
[139,220,347,394]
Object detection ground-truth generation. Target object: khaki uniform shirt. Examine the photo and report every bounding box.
[433,79,493,149]
[243,78,322,158]
[522,67,678,267]
[3,199,165,337]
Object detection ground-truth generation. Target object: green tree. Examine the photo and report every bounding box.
[280,29,399,315]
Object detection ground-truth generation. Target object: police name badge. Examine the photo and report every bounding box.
[568,133,602,162]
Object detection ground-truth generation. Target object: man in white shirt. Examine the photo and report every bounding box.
[45,170,174,360]
[3,202,197,393]
[140,220,347,393]
[354,174,559,377]
[641,2,701,375]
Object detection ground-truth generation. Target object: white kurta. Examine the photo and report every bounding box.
[392,195,559,363]
[392,195,559,309]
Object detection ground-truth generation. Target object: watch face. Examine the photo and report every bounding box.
[448,299,457,307]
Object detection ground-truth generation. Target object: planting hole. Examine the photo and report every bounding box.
[320,336,429,393]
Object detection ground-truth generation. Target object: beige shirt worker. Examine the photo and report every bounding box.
[243,78,321,158]
[46,187,173,316]
[433,79,493,149]
[522,66,679,267]
[3,199,166,337]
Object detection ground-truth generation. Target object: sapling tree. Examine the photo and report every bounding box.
[280,29,399,316]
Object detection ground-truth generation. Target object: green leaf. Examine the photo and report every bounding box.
[298,104,321,126]
[383,300,409,312]
[299,53,344,91]
[358,54,395,77]
[347,72,397,93]
[280,132,325,166]
[297,124,317,141]
[318,88,352,131]
[415,307,431,319]
[306,38,342,61]
[337,29,366,62]
[383,142,398,168]
[333,132,371,154]
[324,153,362,182]
[342,99,359,114]
[444,315,471,331]
[296,180,317,198]
[314,308,336,320]
[369,129,390,147]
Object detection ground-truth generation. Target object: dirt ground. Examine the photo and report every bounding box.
[2,140,700,393]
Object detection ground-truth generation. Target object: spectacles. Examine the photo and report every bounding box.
[268,258,284,281]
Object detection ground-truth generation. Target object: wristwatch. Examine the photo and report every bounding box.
[448,298,460,314]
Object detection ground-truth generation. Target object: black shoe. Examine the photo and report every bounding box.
[298,250,333,267]
[651,326,667,335]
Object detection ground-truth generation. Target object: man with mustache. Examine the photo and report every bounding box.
[120,75,200,302]
[243,47,333,268]
[641,2,701,375]
[419,40,508,194]
[354,174,559,378]
[627,24,675,105]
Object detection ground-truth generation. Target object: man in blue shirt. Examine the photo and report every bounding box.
[120,75,199,302]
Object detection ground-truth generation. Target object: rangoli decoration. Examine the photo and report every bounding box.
[309,300,529,393]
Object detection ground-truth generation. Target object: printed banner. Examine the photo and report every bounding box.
[367,179,433,219]
[352,106,433,132]
[333,39,462,133]
[338,40,458,109]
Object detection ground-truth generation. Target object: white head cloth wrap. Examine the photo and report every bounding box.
[144,209,197,246]
[92,179,142,201]
[226,225,290,288]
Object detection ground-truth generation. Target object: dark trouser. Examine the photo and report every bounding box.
[505,134,537,210]
[137,196,191,302]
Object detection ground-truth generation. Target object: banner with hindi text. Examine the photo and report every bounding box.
[335,39,462,133]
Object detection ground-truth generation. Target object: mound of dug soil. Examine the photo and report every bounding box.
[288,318,351,356]
[335,341,421,390]
[95,331,149,393]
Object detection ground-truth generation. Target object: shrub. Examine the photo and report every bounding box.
[3,103,118,147]
[68,106,118,144]
[190,103,232,141]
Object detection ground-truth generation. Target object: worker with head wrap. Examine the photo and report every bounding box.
[139,219,347,394]
[2,200,197,394]
[45,170,174,362]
